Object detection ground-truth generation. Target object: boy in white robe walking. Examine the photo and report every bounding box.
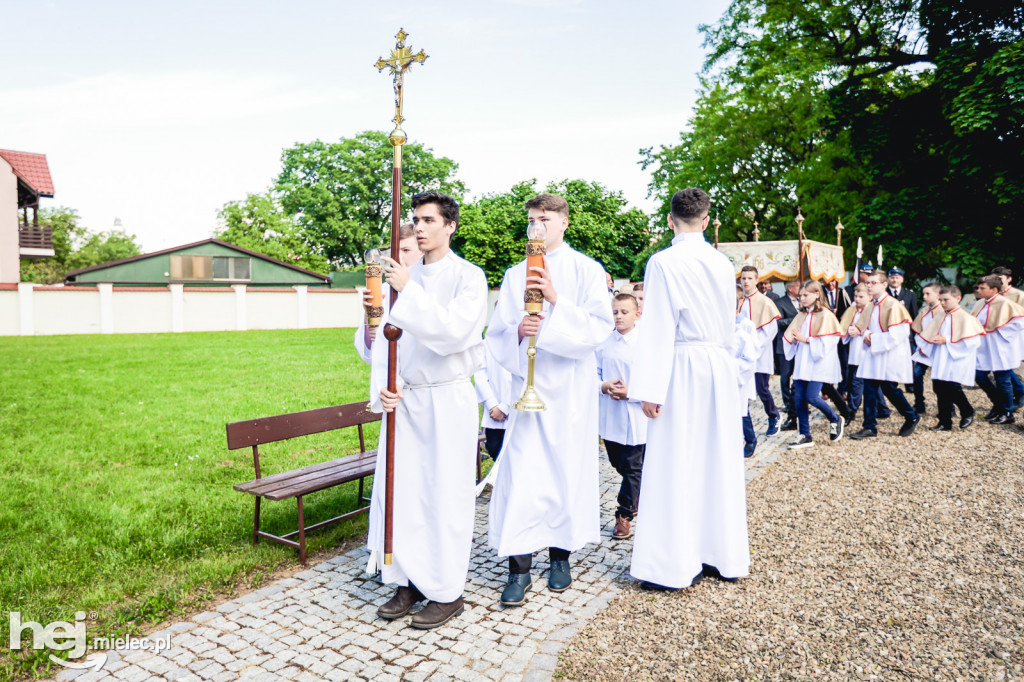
[973,274,1024,424]
[596,292,647,540]
[367,193,488,629]
[916,286,984,431]
[629,188,748,590]
[485,193,613,606]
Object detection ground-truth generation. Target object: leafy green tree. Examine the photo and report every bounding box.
[64,231,142,272]
[20,207,137,284]
[645,0,1024,282]
[275,131,465,268]
[215,192,329,274]
[454,179,654,286]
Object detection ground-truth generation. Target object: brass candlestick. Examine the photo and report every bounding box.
[363,248,384,328]
[514,222,547,412]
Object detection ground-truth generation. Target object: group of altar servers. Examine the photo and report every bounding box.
[352,188,1024,630]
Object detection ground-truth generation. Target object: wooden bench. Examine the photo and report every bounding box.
[227,402,380,564]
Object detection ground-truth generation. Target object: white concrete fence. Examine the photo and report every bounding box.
[0,284,364,336]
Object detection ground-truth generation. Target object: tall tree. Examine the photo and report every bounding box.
[645,0,1024,282]
[215,192,329,274]
[20,207,141,283]
[454,179,654,286]
[275,131,465,268]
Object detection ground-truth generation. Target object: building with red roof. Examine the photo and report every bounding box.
[1,148,56,282]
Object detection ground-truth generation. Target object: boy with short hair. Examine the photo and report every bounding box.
[596,293,647,540]
[973,275,1024,424]
[909,283,943,414]
[916,286,984,431]
[738,265,783,435]
[367,193,488,629]
[485,192,613,606]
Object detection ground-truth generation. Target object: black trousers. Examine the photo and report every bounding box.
[863,379,916,430]
[777,354,795,414]
[509,548,570,574]
[754,373,780,419]
[484,428,506,461]
[933,380,973,426]
[604,440,645,520]
[820,383,851,421]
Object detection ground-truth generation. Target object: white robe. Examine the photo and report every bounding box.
[912,306,940,367]
[975,299,1024,372]
[842,307,868,366]
[364,251,488,603]
[738,295,778,375]
[629,231,748,587]
[916,316,982,386]
[485,244,613,557]
[734,314,758,412]
[857,296,913,383]
[473,342,514,431]
[783,314,842,384]
[596,327,648,446]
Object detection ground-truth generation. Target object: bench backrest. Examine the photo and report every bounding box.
[226,402,382,450]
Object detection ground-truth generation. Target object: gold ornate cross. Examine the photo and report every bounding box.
[374,29,429,146]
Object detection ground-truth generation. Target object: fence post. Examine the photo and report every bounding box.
[233,284,247,331]
[294,285,308,328]
[98,283,114,333]
[169,283,184,332]
[17,282,34,336]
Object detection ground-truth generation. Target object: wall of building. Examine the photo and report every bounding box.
[72,242,326,286]
[0,158,20,284]
[0,284,363,336]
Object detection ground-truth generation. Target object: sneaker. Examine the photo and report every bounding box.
[765,417,779,436]
[743,440,756,458]
[612,516,633,539]
[788,435,813,449]
[780,416,798,431]
[898,416,920,437]
[829,415,845,442]
[849,428,877,440]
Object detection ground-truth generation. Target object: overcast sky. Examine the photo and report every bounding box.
[3,0,732,251]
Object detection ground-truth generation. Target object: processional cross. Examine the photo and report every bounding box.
[372,29,428,568]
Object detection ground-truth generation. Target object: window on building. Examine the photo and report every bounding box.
[170,255,251,281]
[213,257,251,281]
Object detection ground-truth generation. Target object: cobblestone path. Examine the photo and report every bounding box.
[56,397,794,682]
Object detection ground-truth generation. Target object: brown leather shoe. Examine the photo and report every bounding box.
[612,516,633,539]
[376,585,424,620]
[409,597,464,629]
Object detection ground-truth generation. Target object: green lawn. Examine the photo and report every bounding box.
[0,329,379,679]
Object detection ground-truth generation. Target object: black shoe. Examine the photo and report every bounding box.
[639,580,679,592]
[780,417,797,431]
[410,598,464,629]
[743,441,756,458]
[899,416,920,437]
[991,413,1016,425]
[850,428,877,440]
[500,573,534,607]
[915,404,927,414]
[701,564,739,583]
[928,423,952,432]
[788,435,813,449]
[985,409,1000,420]
[959,414,975,429]
[377,585,424,620]
[548,559,572,592]
[765,417,779,436]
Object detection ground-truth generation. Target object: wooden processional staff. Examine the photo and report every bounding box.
[373,29,428,566]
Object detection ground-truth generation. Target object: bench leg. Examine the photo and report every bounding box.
[358,476,365,504]
[253,497,262,545]
[297,495,306,565]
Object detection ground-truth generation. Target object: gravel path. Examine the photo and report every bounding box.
[558,384,1024,680]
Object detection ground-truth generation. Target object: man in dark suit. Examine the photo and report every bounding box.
[758,280,780,302]
[825,280,853,394]
[775,280,800,430]
[886,267,919,318]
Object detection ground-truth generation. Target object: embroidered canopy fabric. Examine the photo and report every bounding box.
[718,240,846,283]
